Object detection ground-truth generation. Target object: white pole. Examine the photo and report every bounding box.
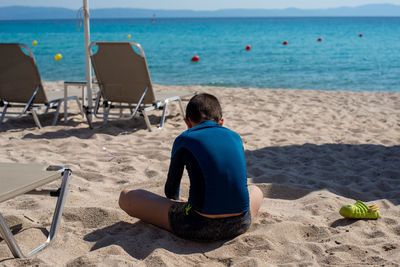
[83,0,92,119]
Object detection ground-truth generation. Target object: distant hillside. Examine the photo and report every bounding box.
[1,4,400,20]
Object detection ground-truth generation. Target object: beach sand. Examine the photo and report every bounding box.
[0,82,399,266]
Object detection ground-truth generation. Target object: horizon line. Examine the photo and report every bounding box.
[1,3,400,11]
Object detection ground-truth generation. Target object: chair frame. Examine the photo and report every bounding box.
[0,165,71,258]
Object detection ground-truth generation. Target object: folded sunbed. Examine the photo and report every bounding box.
[0,163,71,258]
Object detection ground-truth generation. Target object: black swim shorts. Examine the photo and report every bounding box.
[168,202,251,241]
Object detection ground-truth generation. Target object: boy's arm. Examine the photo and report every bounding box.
[164,148,185,200]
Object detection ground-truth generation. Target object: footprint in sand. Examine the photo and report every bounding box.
[63,207,121,229]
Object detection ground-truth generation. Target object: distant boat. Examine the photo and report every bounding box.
[152,14,156,23]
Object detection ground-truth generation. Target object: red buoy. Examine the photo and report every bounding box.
[191,55,199,62]
[283,41,288,45]
[317,37,322,42]
[359,33,363,37]
[245,45,251,51]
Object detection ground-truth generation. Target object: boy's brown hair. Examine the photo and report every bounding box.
[185,93,222,123]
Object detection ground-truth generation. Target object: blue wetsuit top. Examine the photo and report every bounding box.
[165,120,249,215]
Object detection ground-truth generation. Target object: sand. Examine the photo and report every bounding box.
[0,81,399,266]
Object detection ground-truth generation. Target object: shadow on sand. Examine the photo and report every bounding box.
[0,112,176,139]
[83,221,226,259]
[245,143,400,205]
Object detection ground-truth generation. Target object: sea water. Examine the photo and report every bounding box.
[1,17,399,92]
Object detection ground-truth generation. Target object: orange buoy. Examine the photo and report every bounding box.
[317,37,322,42]
[191,55,199,62]
[359,33,363,37]
[283,41,288,45]
[245,45,251,51]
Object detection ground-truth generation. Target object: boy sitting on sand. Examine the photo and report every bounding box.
[119,93,263,241]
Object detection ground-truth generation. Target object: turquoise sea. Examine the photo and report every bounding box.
[1,17,400,92]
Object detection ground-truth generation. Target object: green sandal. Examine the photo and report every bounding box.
[339,200,380,219]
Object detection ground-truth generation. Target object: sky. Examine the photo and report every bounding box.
[1,0,400,10]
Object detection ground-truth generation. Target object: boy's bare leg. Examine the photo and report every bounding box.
[248,185,263,218]
[119,189,175,231]
[119,186,263,231]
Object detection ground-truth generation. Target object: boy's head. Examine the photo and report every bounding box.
[185,93,223,128]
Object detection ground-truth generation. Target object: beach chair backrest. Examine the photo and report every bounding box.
[90,42,156,105]
[0,43,48,104]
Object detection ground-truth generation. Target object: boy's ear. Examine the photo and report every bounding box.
[218,118,224,126]
[184,118,193,129]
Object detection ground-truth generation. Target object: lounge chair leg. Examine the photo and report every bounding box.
[75,98,84,118]
[0,169,71,258]
[159,101,169,130]
[64,83,68,123]
[83,106,93,129]
[142,110,152,132]
[0,103,8,124]
[31,109,42,129]
[0,212,25,258]
[52,101,62,126]
[178,98,185,119]
[103,105,110,125]
[44,169,71,250]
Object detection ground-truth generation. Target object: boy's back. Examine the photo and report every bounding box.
[167,120,249,215]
